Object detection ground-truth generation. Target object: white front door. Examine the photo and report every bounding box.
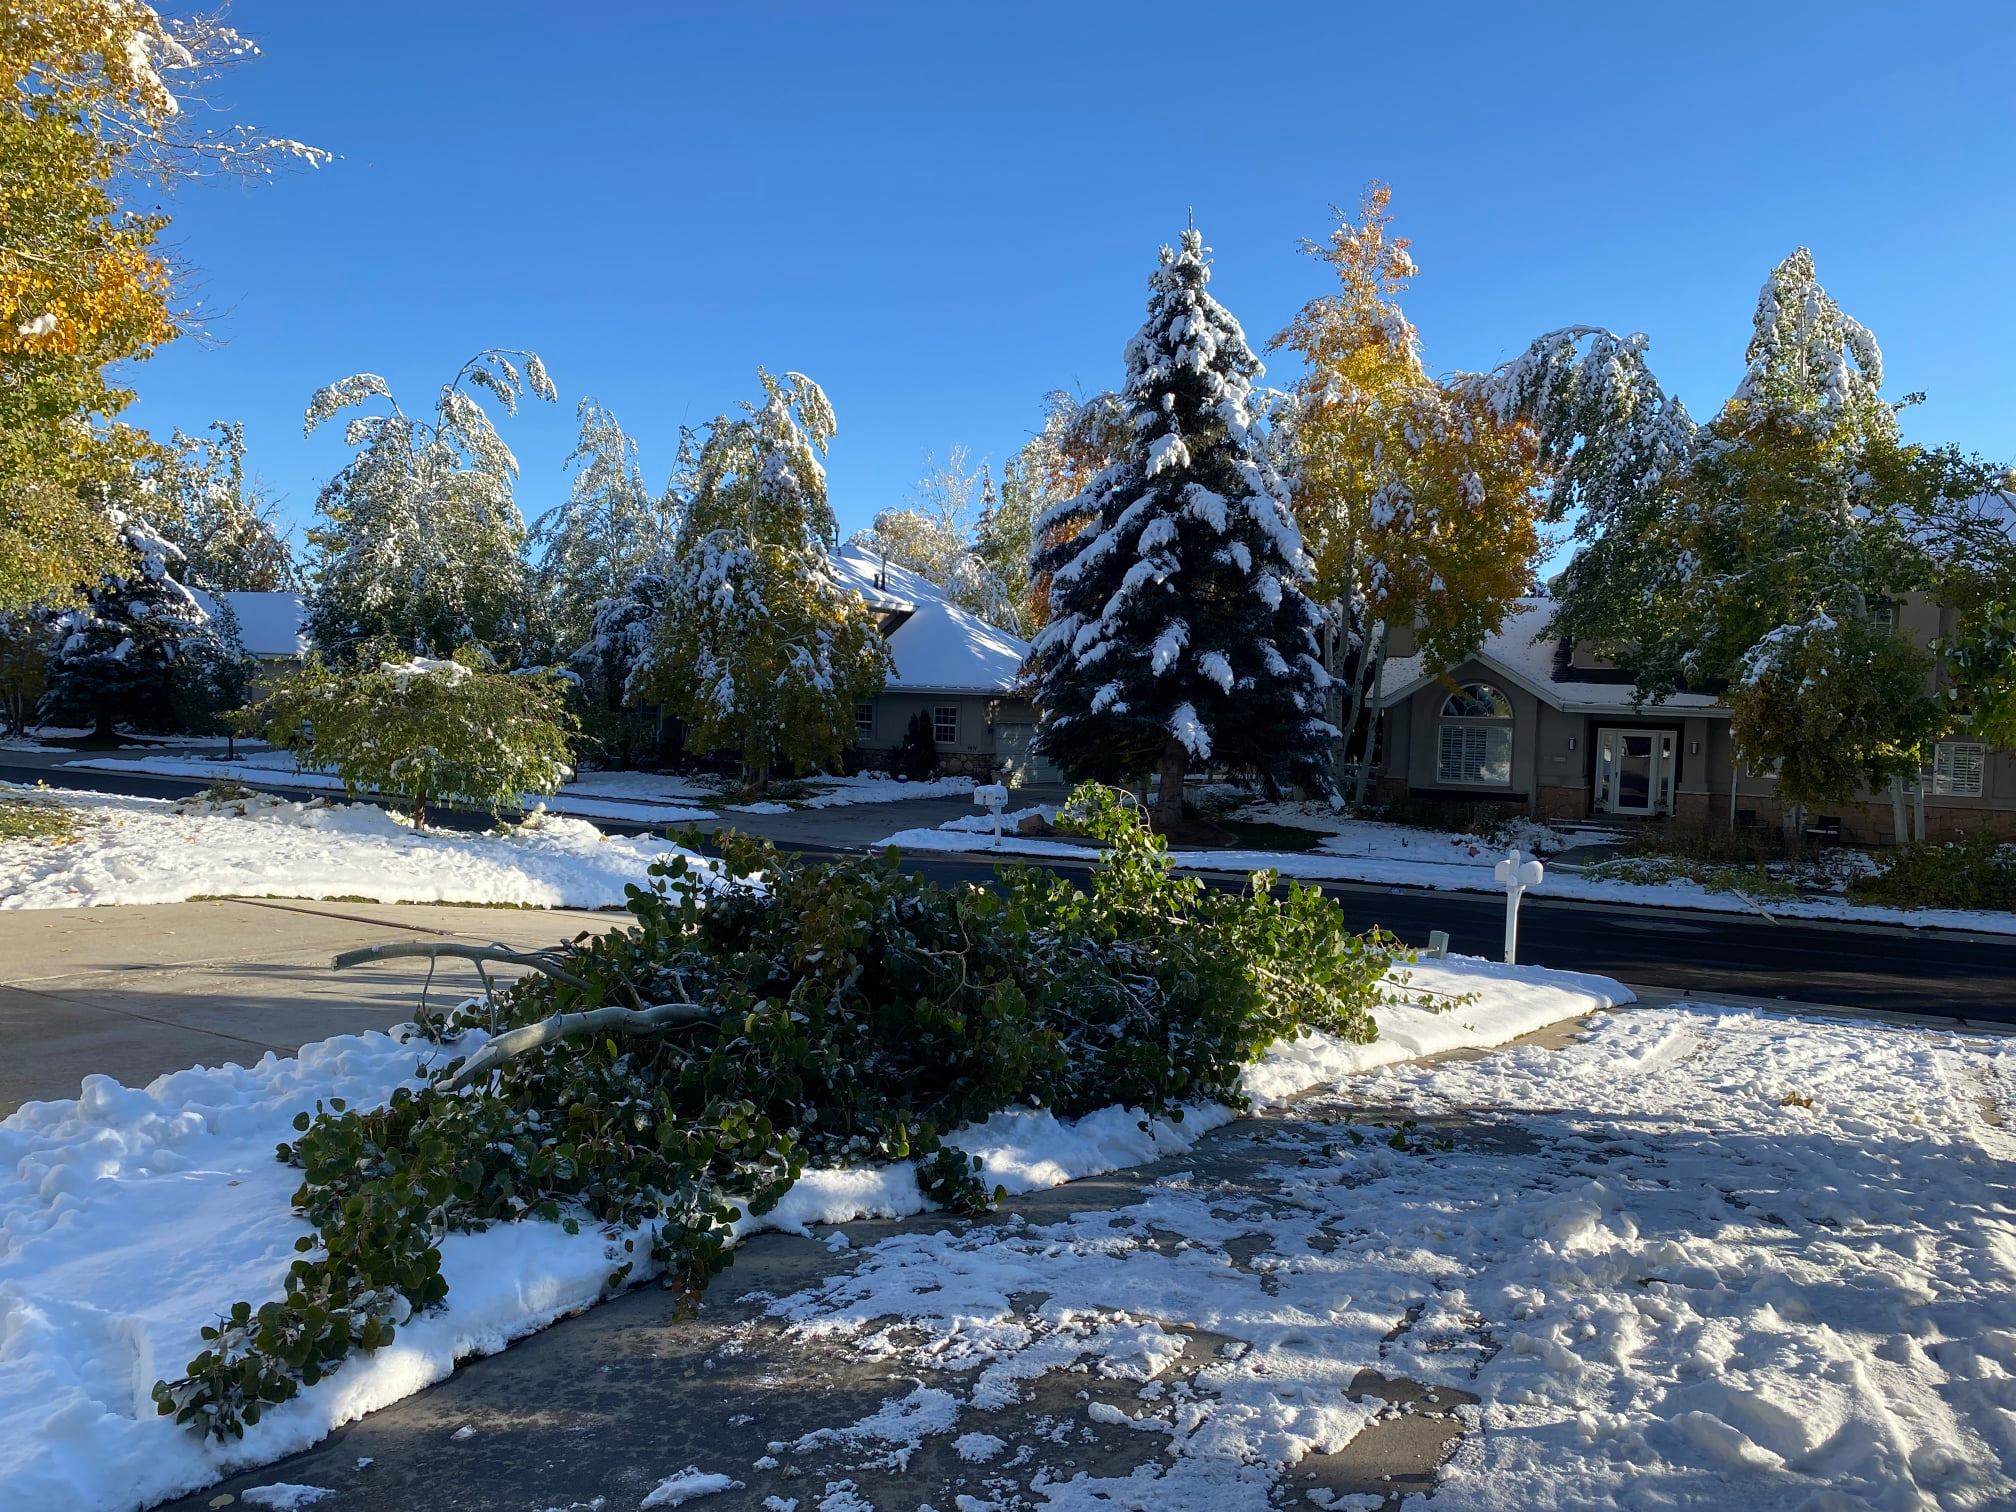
[1596,728,1677,816]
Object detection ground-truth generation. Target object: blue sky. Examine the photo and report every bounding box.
[130,1,2015,558]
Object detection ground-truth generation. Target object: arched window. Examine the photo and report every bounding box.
[1437,682,1514,785]
[1441,683,1514,720]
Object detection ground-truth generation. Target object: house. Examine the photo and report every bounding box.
[1373,597,2016,842]
[828,552,1043,780]
[189,590,309,692]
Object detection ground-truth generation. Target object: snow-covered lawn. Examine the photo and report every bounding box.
[880,816,2016,936]
[0,786,698,910]
[64,752,976,820]
[758,1002,2016,1509]
[0,955,1625,1511]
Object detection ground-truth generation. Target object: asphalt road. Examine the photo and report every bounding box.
[8,758,2014,1023]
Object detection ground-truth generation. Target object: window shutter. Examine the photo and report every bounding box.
[1933,742,1986,798]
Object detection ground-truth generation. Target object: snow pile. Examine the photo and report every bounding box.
[760,1005,2016,1508]
[932,803,1056,835]
[639,1467,742,1506]
[0,955,1620,1511]
[802,772,978,808]
[0,785,702,910]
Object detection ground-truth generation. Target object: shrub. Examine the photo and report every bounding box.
[1583,853,1802,903]
[1848,835,2016,913]
[151,784,1394,1438]
[244,645,576,824]
[893,708,937,780]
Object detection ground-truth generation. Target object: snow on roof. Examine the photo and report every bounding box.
[830,552,1029,695]
[189,590,309,659]
[1381,598,1728,716]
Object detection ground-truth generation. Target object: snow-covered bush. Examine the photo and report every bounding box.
[1849,835,2016,913]
[245,646,575,824]
[150,784,1394,1438]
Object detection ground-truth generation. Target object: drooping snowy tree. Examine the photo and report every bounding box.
[1031,227,1335,826]
[530,398,681,658]
[640,370,889,789]
[39,516,214,733]
[1535,249,2009,818]
[146,421,300,592]
[302,349,555,663]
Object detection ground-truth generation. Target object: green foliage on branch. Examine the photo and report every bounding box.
[244,644,575,824]
[1940,600,2016,752]
[151,785,1393,1439]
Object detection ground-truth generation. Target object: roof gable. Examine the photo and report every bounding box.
[829,552,1030,695]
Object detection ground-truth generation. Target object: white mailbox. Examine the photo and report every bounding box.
[973,782,1010,846]
[1492,848,1545,965]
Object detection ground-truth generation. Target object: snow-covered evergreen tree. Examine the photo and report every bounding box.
[568,568,673,765]
[640,370,889,789]
[40,517,214,733]
[1031,228,1335,825]
[530,398,680,658]
[302,349,555,663]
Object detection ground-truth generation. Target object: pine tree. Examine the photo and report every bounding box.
[531,398,680,659]
[569,569,674,765]
[40,517,214,734]
[1031,227,1335,827]
[302,350,555,663]
[640,370,889,790]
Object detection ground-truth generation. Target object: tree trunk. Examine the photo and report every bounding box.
[1350,623,1388,809]
[1154,737,1188,831]
[1889,776,1908,847]
[412,789,429,828]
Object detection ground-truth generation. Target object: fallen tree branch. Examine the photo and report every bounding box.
[331,940,597,994]
[444,1001,727,1090]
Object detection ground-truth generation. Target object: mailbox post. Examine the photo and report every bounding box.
[1492,847,1545,965]
[972,782,1010,847]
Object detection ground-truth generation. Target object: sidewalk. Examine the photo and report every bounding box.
[0,898,618,1114]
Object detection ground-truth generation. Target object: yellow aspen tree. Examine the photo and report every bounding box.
[1,1,320,612]
[1274,185,1542,804]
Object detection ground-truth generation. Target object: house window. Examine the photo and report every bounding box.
[854,702,875,741]
[1436,683,1513,786]
[933,704,960,744]
[1929,741,1986,797]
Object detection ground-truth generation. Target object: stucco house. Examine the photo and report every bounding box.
[1373,596,2016,842]
[828,553,1041,780]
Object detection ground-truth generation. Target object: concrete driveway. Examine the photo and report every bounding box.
[0,898,618,1114]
